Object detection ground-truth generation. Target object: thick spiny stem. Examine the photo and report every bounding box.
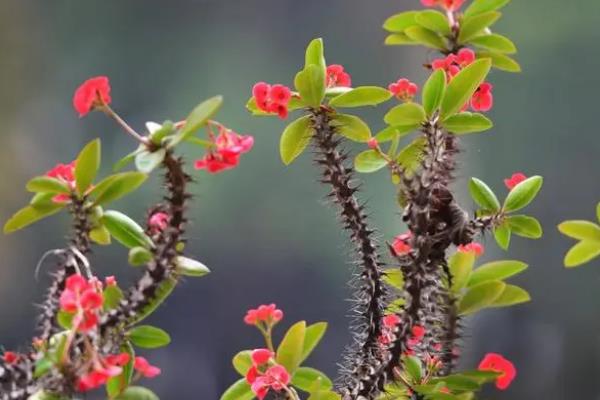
[309,109,387,398]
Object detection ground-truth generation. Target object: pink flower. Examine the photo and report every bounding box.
[456,48,476,67]
[46,161,77,203]
[388,78,418,101]
[392,232,412,256]
[379,314,402,345]
[194,125,254,174]
[411,325,426,340]
[432,54,461,80]
[383,314,401,328]
[250,365,291,400]
[2,351,19,365]
[244,304,283,326]
[421,0,465,11]
[59,274,104,332]
[478,353,517,390]
[149,212,170,233]
[73,76,111,117]
[252,82,292,119]
[504,172,527,190]
[105,276,117,286]
[457,242,485,257]
[367,138,379,150]
[134,356,161,378]
[326,64,352,88]
[471,82,494,112]
[251,349,274,366]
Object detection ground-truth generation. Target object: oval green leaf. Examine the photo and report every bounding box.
[383,11,419,32]
[301,322,328,362]
[101,210,153,249]
[564,241,600,268]
[128,246,153,266]
[295,64,326,108]
[175,255,210,277]
[114,386,159,400]
[503,175,543,212]
[468,260,528,287]
[449,251,476,293]
[170,96,223,147]
[489,284,530,307]
[440,59,492,119]
[458,11,501,43]
[470,33,517,54]
[494,222,511,250]
[404,26,446,49]
[384,103,426,126]
[292,367,333,393]
[458,280,506,315]
[74,138,101,195]
[422,69,446,117]
[232,350,253,376]
[558,220,600,242]
[26,176,70,194]
[415,10,451,35]
[331,114,372,142]
[329,86,392,108]
[128,325,171,349]
[276,320,306,373]
[280,115,313,165]
[468,177,500,211]
[464,0,511,17]
[219,379,254,400]
[135,149,166,174]
[508,215,543,239]
[90,172,148,206]
[354,150,387,173]
[443,112,493,134]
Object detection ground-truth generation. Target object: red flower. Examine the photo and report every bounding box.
[77,355,126,392]
[471,82,494,112]
[105,276,117,286]
[421,0,465,11]
[250,365,291,400]
[504,172,527,190]
[2,351,19,364]
[46,161,77,203]
[73,76,111,117]
[456,48,476,67]
[392,232,412,256]
[432,54,461,80]
[149,212,170,233]
[59,274,104,332]
[194,125,254,173]
[326,64,352,88]
[388,78,418,101]
[411,325,426,340]
[478,353,516,390]
[457,242,485,257]
[379,314,402,345]
[244,304,283,326]
[367,138,379,150]
[252,82,292,119]
[134,356,161,378]
[251,349,274,366]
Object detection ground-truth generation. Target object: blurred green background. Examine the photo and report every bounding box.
[0,0,599,398]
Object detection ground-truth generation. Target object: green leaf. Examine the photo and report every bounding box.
[404,26,446,49]
[292,367,333,393]
[232,350,253,376]
[148,120,175,145]
[416,10,451,35]
[470,34,517,54]
[375,124,420,142]
[489,284,530,307]
[468,177,500,211]
[383,11,419,32]
[113,146,144,172]
[596,202,600,223]
[443,112,493,134]
[354,150,387,173]
[175,256,210,277]
[301,322,328,362]
[449,251,476,293]
[458,280,506,315]
[220,379,254,400]
[383,268,404,290]
[33,358,54,379]
[27,391,69,400]
[128,246,153,266]
[440,59,492,119]
[74,138,101,195]
[307,392,341,400]
[564,241,600,268]
[458,11,501,43]
[170,96,223,147]
[106,342,135,398]
[464,0,511,17]
[430,375,480,392]
[494,222,511,250]
[404,356,423,382]
[397,137,427,174]
[422,69,447,117]
[90,225,111,245]
[504,175,543,212]
[295,64,326,108]
[468,260,528,287]
[384,103,426,126]
[103,284,123,310]
[101,210,153,249]
[305,38,326,71]
[280,116,313,165]
[90,172,148,206]
[57,311,74,330]
[128,325,171,349]
[558,220,600,242]
[384,33,418,46]
[331,114,372,142]
[135,149,166,174]
[3,203,64,234]
[26,176,70,194]
[114,386,159,400]
[276,320,306,373]
[477,51,521,72]
[508,215,543,239]
[329,86,392,108]
[131,277,177,324]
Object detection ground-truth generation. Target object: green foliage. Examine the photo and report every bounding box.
[301,322,328,362]
[507,215,543,239]
[331,114,372,142]
[128,246,153,266]
[470,34,517,54]
[295,64,326,108]
[415,10,451,35]
[494,222,511,250]
[130,277,177,324]
[468,260,528,287]
[135,149,166,173]
[422,69,446,117]
[458,12,501,43]
[106,343,135,398]
[90,172,148,206]
[3,201,64,234]
[75,138,101,195]
[458,280,506,315]
[113,386,160,400]
[220,379,254,400]
[280,116,313,165]
[128,325,171,349]
[449,251,475,293]
[503,176,543,212]
[329,86,392,108]
[440,59,492,119]
[101,210,153,249]
[375,124,420,142]
[26,176,70,194]
[232,350,253,376]
[169,96,223,147]
[404,26,446,49]
[175,255,211,277]
[276,321,306,373]
[292,367,333,393]
[103,284,124,310]
[559,203,600,267]
[468,177,500,211]
[384,103,426,126]
[464,0,511,17]
[354,150,388,173]
[477,50,521,72]
[442,113,493,134]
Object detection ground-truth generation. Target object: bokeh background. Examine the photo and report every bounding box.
[0,0,599,399]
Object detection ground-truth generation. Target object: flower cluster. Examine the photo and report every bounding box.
[59,274,104,332]
[504,172,527,190]
[478,353,516,390]
[244,303,284,327]
[77,352,130,391]
[245,349,291,400]
[46,161,77,203]
[457,242,485,257]
[421,0,465,11]
[194,124,254,173]
[326,64,352,88]
[252,82,293,119]
[73,76,111,117]
[388,78,418,101]
[432,49,494,112]
[392,231,413,256]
